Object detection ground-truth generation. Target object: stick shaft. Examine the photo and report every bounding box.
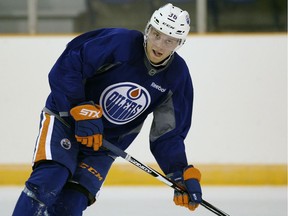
[102,140,230,216]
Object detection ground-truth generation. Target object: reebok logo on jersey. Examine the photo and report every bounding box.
[151,82,166,92]
[100,82,151,125]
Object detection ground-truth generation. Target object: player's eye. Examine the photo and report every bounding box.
[153,32,160,40]
[165,39,178,48]
[166,40,173,45]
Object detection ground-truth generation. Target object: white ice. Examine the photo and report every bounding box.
[0,186,287,216]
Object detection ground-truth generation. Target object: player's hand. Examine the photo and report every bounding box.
[70,102,103,151]
[169,165,202,211]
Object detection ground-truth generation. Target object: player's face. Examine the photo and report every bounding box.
[146,27,179,64]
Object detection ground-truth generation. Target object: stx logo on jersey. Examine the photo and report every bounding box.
[80,108,101,118]
[100,82,151,125]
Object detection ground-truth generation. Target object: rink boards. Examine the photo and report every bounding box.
[0,163,286,186]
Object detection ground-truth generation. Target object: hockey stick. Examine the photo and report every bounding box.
[102,140,230,216]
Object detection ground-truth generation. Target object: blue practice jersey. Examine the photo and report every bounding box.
[45,28,193,174]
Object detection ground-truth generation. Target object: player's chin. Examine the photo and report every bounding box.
[149,53,164,64]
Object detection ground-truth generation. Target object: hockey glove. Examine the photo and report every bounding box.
[70,102,103,151]
[169,165,202,211]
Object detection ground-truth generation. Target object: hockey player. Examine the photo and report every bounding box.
[13,3,202,215]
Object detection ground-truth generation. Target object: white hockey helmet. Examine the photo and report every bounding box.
[145,3,190,47]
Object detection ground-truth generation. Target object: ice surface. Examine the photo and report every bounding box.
[0,186,286,216]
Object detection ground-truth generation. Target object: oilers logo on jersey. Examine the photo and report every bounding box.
[100,82,151,125]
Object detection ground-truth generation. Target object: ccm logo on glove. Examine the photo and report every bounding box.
[70,102,104,151]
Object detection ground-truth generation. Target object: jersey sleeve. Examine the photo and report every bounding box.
[46,29,135,116]
[149,69,193,175]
